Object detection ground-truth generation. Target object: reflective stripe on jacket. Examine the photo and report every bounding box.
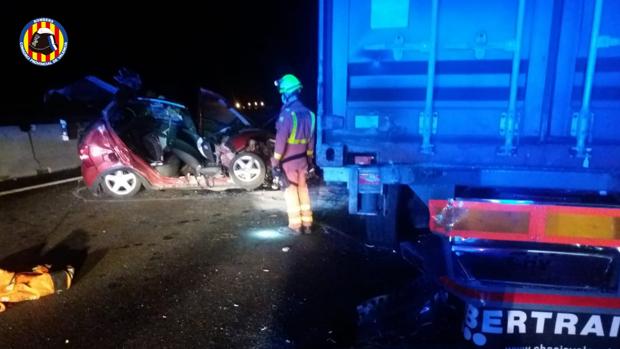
[273,100,316,165]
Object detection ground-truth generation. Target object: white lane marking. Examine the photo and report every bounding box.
[0,176,83,197]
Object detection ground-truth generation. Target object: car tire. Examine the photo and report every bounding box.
[229,152,266,190]
[100,168,142,198]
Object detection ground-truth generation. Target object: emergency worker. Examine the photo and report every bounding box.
[271,74,316,235]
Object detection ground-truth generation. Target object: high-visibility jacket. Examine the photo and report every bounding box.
[0,265,73,312]
[273,99,316,173]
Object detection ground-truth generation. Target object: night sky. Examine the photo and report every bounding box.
[2,2,317,124]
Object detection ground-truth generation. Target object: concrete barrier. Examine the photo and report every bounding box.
[0,124,80,181]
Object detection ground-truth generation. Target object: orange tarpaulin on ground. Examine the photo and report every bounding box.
[0,265,73,312]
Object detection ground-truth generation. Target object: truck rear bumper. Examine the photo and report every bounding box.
[444,276,620,348]
[435,235,620,347]
[322,165,620,191]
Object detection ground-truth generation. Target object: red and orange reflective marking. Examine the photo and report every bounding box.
[429,199,620,248]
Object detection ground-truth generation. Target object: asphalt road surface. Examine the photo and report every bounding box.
[0,182,461,348]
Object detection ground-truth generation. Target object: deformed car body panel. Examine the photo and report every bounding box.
[52,74,273,194]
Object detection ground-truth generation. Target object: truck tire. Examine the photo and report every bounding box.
[364,185,402,248]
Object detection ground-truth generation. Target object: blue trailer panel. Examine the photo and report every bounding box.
[317,0,620,207]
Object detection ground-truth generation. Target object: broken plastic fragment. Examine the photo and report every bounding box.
[433,199,468,231]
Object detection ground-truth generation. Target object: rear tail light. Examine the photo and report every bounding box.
[79,144,89,160]
[354,155,375,165]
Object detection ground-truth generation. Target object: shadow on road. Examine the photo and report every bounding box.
[272,232,421,349]
[0,229,107,282]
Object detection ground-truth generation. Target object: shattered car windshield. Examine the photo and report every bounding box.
[110,99,195,131]
[108,98,199,151]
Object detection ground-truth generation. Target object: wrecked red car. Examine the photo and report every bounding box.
[48,71,274,197]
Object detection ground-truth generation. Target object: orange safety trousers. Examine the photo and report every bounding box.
[284,169,313,230]
[0,265,73,312]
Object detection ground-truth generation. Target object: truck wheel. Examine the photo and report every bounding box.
[364,185,402,248]
[230,152,266,190]
[101,169,142,198]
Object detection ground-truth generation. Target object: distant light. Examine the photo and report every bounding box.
[247,102,252,106]
[254,101,258,106]
[251,229,284,240]
[235,102,241,109]
[260,101,264,107]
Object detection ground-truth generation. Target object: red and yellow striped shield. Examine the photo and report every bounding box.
[19,18,68,66]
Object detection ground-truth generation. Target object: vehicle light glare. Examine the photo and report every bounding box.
[251,229,284,240]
